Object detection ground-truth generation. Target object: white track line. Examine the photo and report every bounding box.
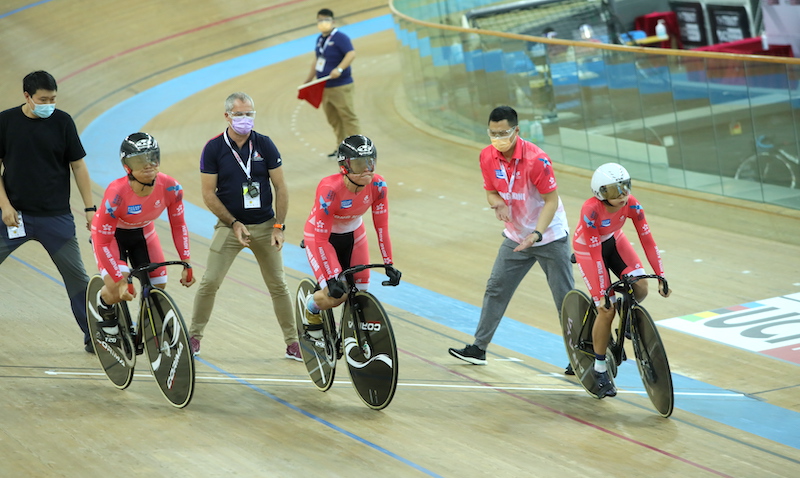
[43,370,744,397]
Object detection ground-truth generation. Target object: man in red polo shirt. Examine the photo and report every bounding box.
[449,106,574,366]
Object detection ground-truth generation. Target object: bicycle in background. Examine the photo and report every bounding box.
[560,274,673,417]
[294,263,401,410]
[86,261,195,408]
[735,134,799,189]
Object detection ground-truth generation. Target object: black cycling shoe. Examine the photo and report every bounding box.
[594,371,617,399]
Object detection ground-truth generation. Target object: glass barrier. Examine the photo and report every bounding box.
[390,0,800,210]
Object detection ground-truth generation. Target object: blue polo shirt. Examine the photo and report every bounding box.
[199,130,282,225]
[314,29,354,88]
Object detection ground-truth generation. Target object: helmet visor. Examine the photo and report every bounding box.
[124,151,160,170]
[599,179,631,200]
[342,156,375,174]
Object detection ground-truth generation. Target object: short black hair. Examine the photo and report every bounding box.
[488,106,518,127]
[317,8,334,18]
[23,71,57,96]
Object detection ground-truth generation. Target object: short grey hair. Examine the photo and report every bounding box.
[225,92,255,111]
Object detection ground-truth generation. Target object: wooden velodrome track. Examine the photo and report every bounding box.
[2,1,800,476]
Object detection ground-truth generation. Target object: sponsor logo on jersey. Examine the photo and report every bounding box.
[341,199,353,209]
[128,205,142,215]
[601,219,611,227]
[495,169,507,179]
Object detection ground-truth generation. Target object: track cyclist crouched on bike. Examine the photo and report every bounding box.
[90,133,195,344]
[302,135,400,347]
[572,163,670,398]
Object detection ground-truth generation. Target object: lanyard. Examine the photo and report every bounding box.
[222,131,254,180]
[499,157,519,204]
[317,28,338,55]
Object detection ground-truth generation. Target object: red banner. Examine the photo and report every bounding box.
[297,76,329,108]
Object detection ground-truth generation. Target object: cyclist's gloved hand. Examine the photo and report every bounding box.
[327,278,347,299]
[383,264,402,286]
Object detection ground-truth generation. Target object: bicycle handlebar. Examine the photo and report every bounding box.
[125,261,193,295]
[602,274,668,309]
[339,263,402,287]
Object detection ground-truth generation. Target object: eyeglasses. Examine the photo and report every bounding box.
[487,127,516,139]
[228,111,256,118]
[599,180,631,200]
[317,17,333,23]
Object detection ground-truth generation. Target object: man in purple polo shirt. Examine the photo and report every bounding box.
[304,7,360,157]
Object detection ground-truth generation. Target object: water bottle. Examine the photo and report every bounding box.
[655,20,668,41]
[530,119,544,144]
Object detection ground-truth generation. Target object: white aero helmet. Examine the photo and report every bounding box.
[591,163,631,201]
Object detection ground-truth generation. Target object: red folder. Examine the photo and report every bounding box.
[297,76,330,108]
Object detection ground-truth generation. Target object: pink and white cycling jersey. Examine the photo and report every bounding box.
[303,173,392,286]
[572,194,664,304]
[479,138,569,244]
[91,173,190,282]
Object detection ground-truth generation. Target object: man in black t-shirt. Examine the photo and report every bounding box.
[0,70,97,353]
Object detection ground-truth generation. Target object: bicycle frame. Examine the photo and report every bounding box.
[603,274,668,366]
[123,261,192,343]
[337,263,397,356]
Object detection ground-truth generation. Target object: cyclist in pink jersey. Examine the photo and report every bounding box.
[301,135,399,346]
[572,162,670,398]
[90,133,195,343]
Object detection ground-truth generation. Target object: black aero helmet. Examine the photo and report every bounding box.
[337,135,376,175]
[120,132,160,171]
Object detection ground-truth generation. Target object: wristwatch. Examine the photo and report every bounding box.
[336,67,343,73]
[273,223,285,231]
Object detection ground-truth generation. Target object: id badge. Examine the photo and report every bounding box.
[243,182,261,209]
[7,212,25,239]
[315,57,326,72]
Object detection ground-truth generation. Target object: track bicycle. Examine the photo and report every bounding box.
[560,274,673,417]
[294,263,401,410]
[735,135,799,189]
[85,261,195,408]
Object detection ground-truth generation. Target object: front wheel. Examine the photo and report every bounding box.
[631,305,674,417]
[141,288,195,408]
[341,291,398,410]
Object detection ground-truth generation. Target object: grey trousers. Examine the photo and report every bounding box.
[473,235,574,350]
[0,213,90,342]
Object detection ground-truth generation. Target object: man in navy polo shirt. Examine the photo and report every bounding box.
[304,7,361,156]
[188,92,300,361]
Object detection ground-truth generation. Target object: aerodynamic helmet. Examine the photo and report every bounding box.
[591,163,631,201]
[337,135,376,175]
[120,132,160,171]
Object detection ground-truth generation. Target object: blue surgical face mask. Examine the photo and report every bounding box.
[30,98,56,118]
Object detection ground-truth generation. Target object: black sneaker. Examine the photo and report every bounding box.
[564,363,575,375]
[84,340,95,354]
[594,371,617,398]
[448,344,487,365]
